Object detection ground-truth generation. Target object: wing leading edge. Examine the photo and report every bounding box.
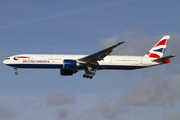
[78,41,125,63]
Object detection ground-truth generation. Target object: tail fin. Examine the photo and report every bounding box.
[144,35,170,58]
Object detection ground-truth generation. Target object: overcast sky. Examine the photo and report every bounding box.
[1,0,180,120]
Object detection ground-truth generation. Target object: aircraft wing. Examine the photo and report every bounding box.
[78,42,125,63]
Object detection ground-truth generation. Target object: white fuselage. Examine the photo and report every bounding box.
[2,36,174,78]
[3,54,160,70]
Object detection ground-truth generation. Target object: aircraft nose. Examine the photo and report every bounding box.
[3,60,7,65]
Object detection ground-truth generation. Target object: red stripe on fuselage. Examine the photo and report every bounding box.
[14,56,30,58]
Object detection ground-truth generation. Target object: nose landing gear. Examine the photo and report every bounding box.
[13,67,18,75]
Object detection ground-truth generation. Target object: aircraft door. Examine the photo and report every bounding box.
[139,58,143,65]
[109,57,113,65]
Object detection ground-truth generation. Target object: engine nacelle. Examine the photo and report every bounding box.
[63,59,78,69]
[60,69,77,76]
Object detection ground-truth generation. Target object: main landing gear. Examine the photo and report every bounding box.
[13,67,18,75]
[83,70,96,79]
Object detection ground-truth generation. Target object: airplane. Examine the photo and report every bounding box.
[3,35,175,79]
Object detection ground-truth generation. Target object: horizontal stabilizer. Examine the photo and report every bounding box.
[153,55,176,63]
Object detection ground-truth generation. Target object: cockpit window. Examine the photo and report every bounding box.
[6,58,10,60]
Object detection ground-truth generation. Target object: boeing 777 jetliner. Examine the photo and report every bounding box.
[3,35,175,79]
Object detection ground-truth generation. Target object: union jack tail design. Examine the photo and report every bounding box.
[144,35,170,58]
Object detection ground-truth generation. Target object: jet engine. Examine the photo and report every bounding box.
[60,59,80,75]
[63,59,80,69]
[60,69,78,76]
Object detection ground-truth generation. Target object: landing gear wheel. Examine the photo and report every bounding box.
[15,71,18,75]
[13,67,18,75]
[86,75,89,78]
[83,74,94,79]
[89,76,93,79]
[83,69,96,79]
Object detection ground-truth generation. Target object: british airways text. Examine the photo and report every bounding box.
[23,60,49,63]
